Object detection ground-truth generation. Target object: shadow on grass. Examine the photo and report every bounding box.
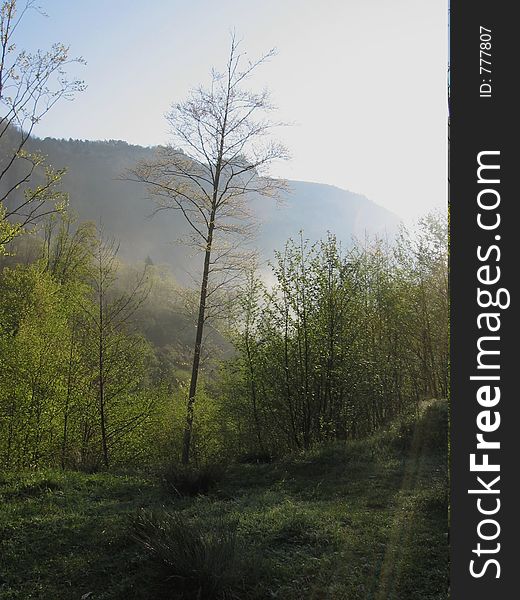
[0,402,448,600]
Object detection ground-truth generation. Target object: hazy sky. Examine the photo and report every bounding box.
[16,0,447,222]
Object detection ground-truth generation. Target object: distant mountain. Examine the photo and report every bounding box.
[3,136,401,282]
[253,180,400,260]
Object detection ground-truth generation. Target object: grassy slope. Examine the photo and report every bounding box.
[0,401,448,600]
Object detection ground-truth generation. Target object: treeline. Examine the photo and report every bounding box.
[210,213,448,459]
[0,213,448,471]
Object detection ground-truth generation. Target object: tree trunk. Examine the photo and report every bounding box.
[182,217,215,464]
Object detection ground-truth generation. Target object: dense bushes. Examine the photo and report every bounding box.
[0,221,167,470]
[0,213,447,471]
[213,215,448,459]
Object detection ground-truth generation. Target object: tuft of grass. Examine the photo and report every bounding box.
[162,463,225,497]
[131,509,242,599]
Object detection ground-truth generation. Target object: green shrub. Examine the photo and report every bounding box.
[423,400,448,451]
[131,509,241,599]
[162,463,225,497]
[389,414,417,452]
[237,451,274,465]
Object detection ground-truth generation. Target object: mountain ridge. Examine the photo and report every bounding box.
[2,135,402,283]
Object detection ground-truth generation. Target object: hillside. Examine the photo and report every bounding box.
[0,400,448,600]
[3,136,401,283]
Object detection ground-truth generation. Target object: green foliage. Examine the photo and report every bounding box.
[0,220,165,471]
[167,382,240,465]
[0,211,447,473]
[0,264,74,468]
[218,215,448,458]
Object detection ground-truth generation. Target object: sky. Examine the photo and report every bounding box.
[15,0,448,222]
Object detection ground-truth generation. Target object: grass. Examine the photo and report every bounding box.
[131,510,241,599]
[0,401,448,599]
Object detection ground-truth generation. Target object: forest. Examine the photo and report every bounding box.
[0,212,447,471]
[0,2,448,599]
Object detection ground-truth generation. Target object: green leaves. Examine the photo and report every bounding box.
[222,216,448,455]
[0,223,158,470]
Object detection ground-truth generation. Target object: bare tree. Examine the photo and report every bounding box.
[131,34,288,463]
[0,0,85,253]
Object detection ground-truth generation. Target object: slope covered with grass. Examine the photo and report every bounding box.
[0,401,448,599]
